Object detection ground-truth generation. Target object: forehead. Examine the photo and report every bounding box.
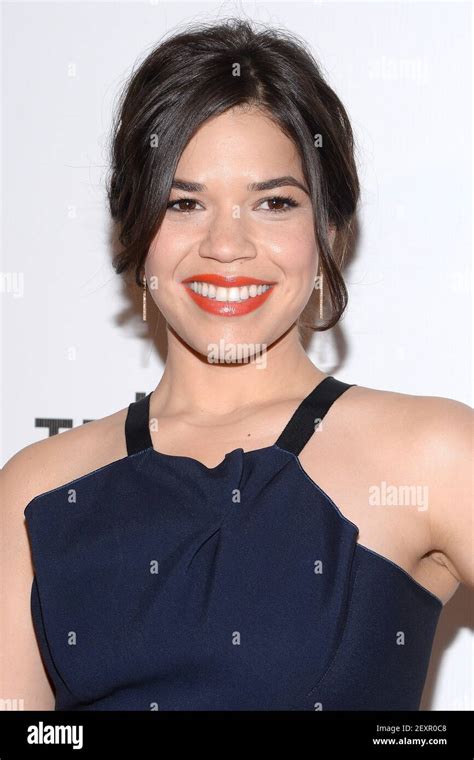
[175,107,303,180]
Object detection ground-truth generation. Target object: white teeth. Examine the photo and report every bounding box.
[216,286,228,302]
[187,282,273,302]
[227,287,241,302]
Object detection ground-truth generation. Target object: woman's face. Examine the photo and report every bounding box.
[146,106,330,357]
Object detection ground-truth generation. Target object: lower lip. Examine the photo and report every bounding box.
[182,284,275,316]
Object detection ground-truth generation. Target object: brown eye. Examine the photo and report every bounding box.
[166,198,201,212]
[268,198,285,211]
[258,195,299,213]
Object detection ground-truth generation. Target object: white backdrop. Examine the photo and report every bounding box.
[1,0,472,710]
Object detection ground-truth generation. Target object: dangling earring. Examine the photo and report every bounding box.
[314,270,324,320]
[319,270,324,320]
[142,274,147,321]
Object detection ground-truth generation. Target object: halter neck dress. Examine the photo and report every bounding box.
[24,376,443,711]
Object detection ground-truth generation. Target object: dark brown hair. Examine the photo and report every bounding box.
[106,17,360,331]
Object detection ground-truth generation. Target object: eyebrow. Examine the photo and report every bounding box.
[171,176,309,195]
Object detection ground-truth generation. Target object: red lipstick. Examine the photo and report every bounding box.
[181,273,276,317]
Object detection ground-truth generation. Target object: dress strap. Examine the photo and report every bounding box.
[125,376,357,457]
[125,392,153,455]
[274,376,357,456]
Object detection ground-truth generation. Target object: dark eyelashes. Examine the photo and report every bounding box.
[166,194,300,213]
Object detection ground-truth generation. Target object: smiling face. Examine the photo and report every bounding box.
[146,105,331,357]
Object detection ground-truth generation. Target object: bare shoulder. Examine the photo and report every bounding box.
[340,377,468,415]
[343,380,473,588]
[339,379,472,438]
[343,380,472,488]
[1,401,130,512]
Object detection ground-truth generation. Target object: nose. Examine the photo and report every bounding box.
[198,213,257,263]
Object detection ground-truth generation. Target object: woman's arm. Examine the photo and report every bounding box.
[1,445,56,710]
[1,409,125,710]
[422,397,474,593]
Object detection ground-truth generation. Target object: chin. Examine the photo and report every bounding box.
[190,334,271,364]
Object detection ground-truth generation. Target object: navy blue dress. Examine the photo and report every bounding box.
[24,376,443,711]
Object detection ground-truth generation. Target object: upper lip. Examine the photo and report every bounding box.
[182,273,276,286]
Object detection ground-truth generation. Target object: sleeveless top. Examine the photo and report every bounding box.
[24,376,443,711]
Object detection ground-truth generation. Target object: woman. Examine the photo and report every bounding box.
[1,18,472,712]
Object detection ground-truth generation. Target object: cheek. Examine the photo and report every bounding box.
[278,244,318,286]
[268,220,317,270]
[142,258,169,315]
[145,236,180,295]
[273,246,318,316]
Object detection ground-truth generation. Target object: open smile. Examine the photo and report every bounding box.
[181,274,276,316]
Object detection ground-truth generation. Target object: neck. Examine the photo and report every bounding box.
[150,324,326,420]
